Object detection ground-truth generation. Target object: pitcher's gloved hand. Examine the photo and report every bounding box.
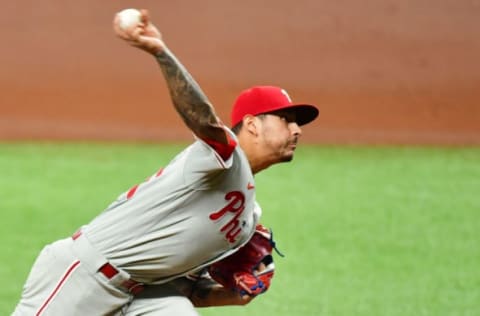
[208,224,283,296]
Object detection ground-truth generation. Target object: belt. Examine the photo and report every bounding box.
[72,230,144,295]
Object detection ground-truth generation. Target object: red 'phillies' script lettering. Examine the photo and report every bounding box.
[209,191,245,243]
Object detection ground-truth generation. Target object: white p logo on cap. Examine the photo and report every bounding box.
[280,89,292,103]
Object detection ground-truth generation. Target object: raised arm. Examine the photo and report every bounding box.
[113,9,229,145]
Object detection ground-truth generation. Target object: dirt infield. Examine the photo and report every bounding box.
[1,1,479,144]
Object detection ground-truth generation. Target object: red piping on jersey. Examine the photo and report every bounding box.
[156,168,164,177]
[202,133,237,161]
[36,260,81,315]
[126,184,139,199]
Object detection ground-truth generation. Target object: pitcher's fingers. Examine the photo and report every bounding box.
[139,9,150,26]
[132,25,146,39]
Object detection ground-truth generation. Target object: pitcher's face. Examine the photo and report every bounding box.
[257,110,303,162]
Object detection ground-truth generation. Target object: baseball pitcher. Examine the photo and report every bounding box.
[13,8,318,316]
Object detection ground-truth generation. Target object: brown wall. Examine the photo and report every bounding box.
[1,0,479,144]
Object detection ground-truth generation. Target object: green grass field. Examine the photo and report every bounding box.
[1,142,479,315]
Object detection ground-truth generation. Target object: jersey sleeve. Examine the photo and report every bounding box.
[184,129,240,190]
[198,125,237,162]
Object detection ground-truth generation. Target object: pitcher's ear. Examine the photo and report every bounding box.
[244,115,261,136]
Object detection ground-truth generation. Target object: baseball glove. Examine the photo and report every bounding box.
[208,224,283,296]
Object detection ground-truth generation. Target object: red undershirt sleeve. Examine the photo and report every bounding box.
[201,131,237,161]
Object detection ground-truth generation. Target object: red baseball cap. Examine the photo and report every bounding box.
[230,86,319,128]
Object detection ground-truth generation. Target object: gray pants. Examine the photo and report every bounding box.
[124,282,199,316]
[13,234,198,315]
[13,235,130,315]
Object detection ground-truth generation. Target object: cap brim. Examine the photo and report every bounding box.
[269,104,319,126]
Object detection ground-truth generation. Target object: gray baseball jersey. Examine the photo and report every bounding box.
[84,131,260,283]
[13,129,261,315]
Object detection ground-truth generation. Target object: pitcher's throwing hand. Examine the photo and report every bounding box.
[113,9,165,55]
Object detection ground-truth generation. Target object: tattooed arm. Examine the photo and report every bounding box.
[154,48,228,143]
[113,9,228,144]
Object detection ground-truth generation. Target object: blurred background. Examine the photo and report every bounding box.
[1,0,479,144]
[2,2,480,315]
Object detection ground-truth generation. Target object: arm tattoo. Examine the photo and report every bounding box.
[155,48,226,142]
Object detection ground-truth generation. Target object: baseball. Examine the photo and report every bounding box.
[117,8,142,30]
